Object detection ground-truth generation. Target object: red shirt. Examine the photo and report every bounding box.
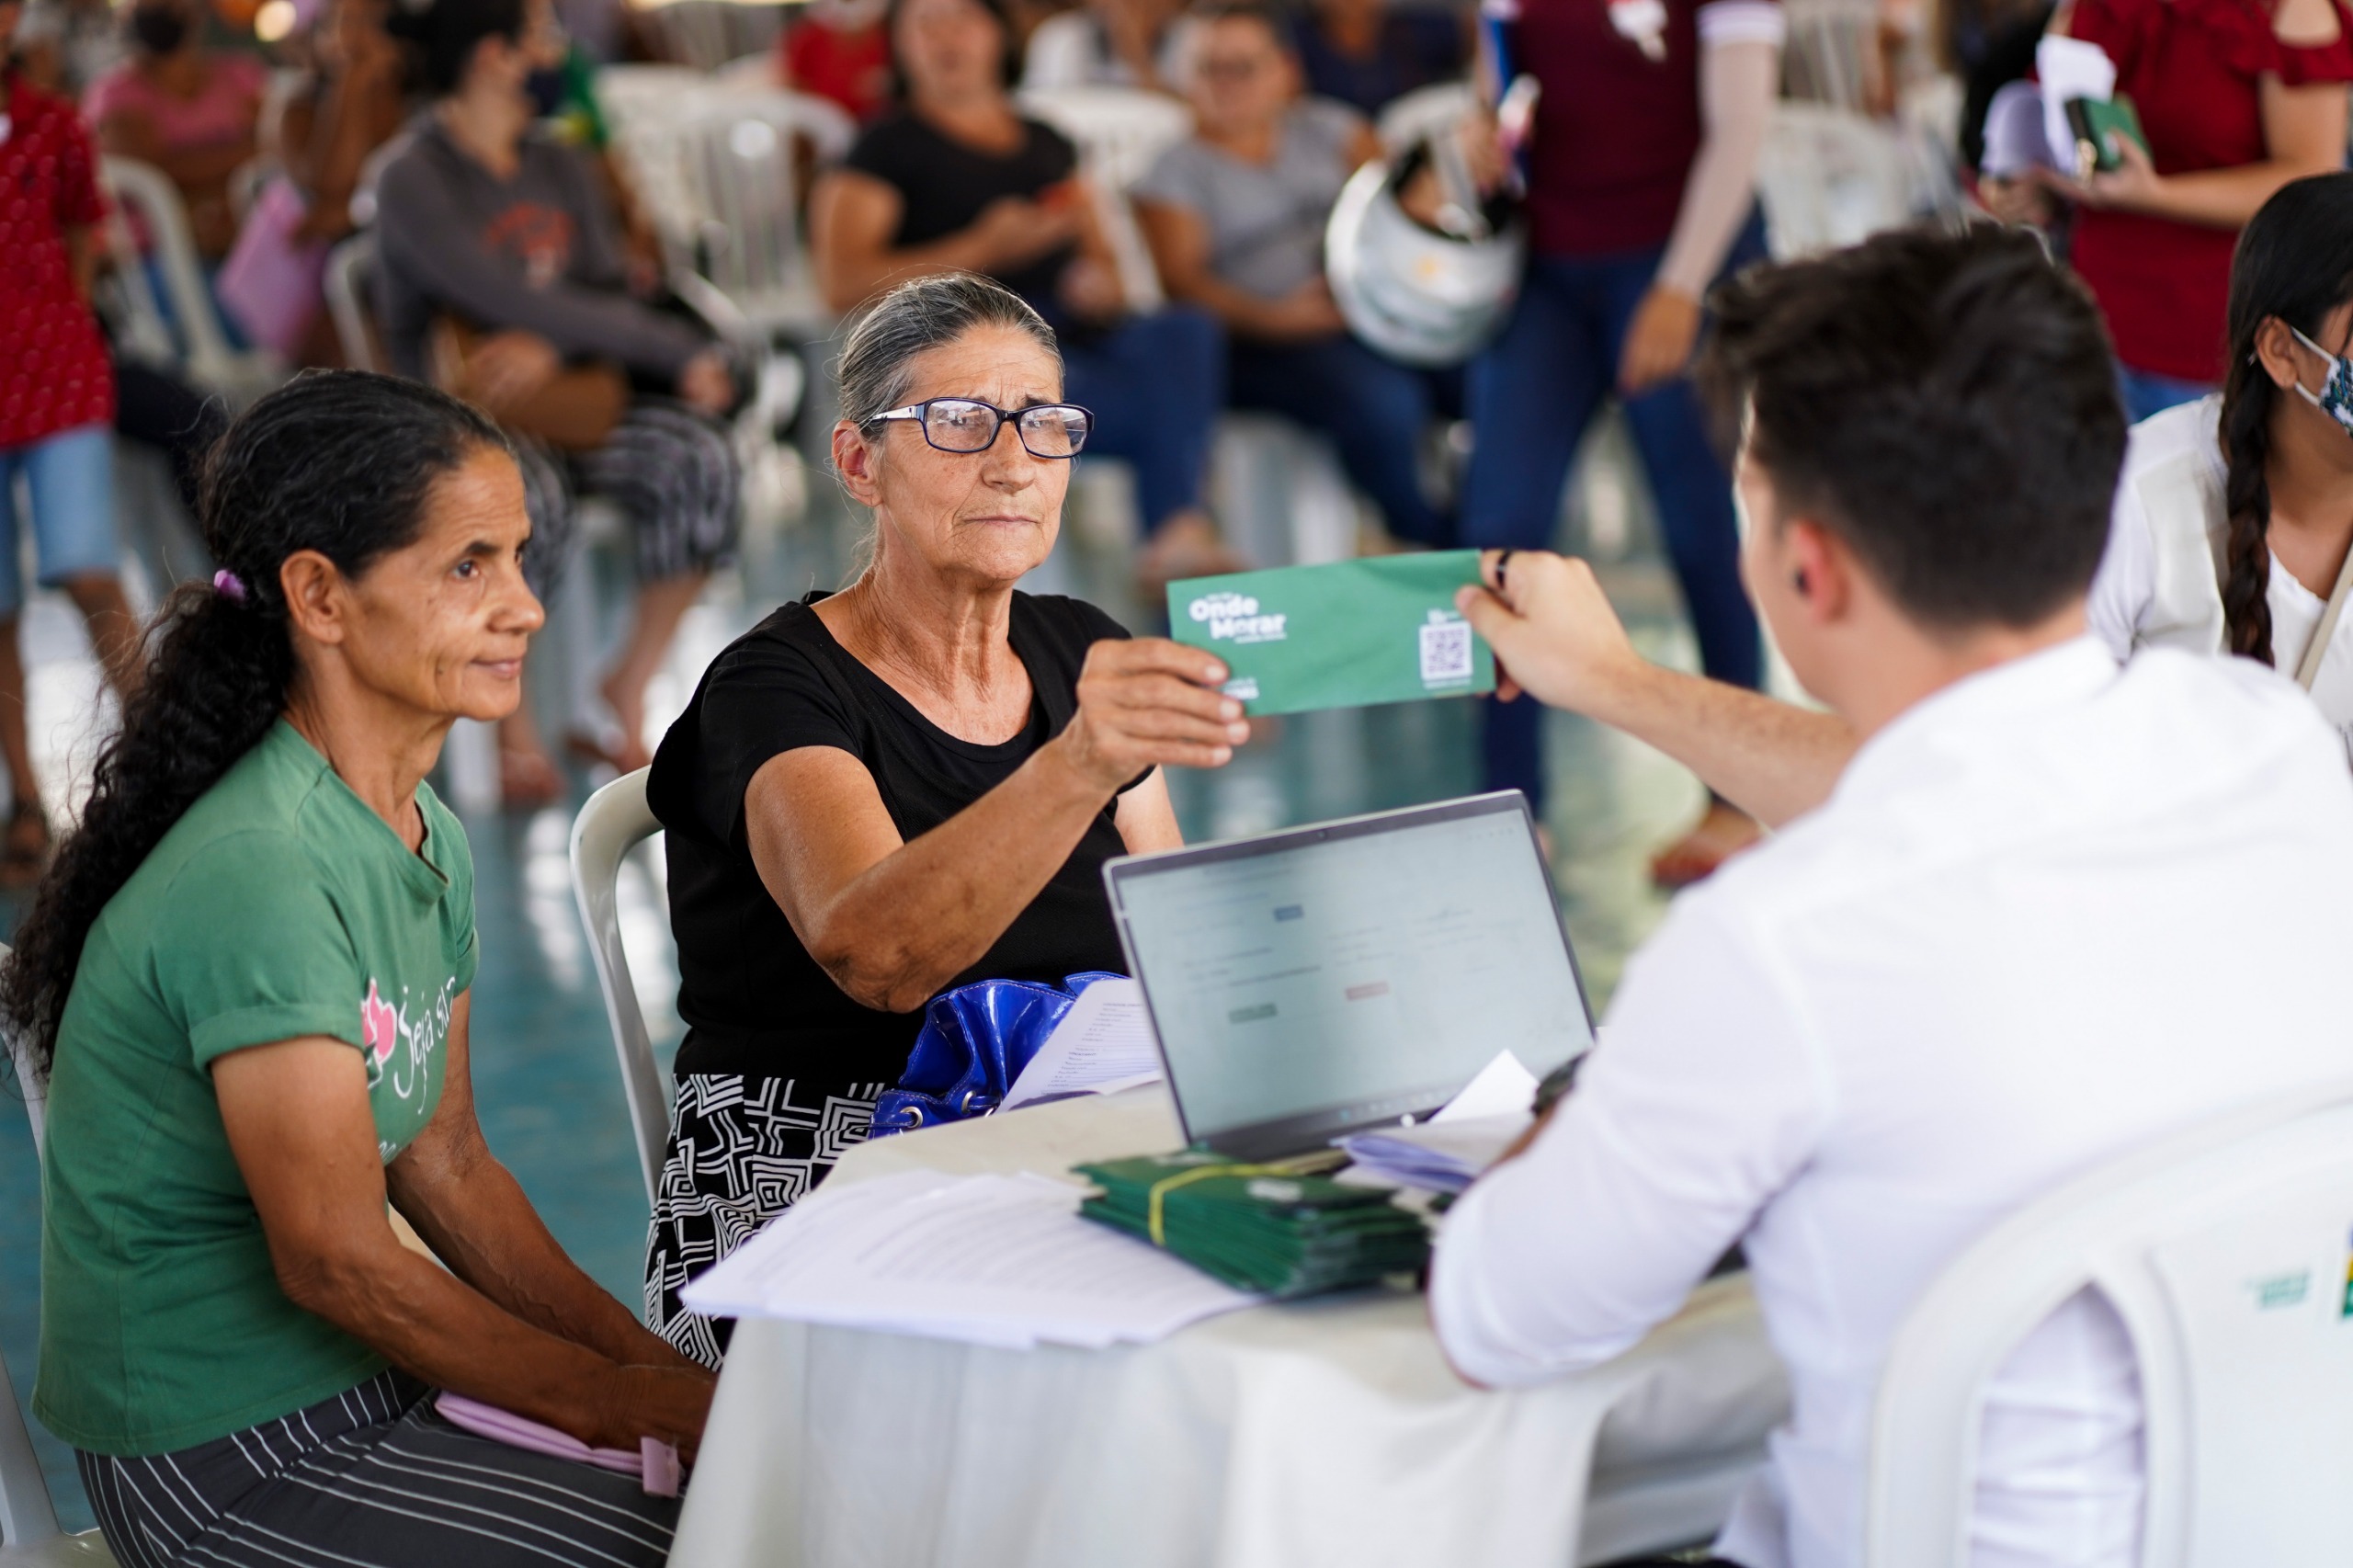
[1517,0,1710,256]
[779,17,893,124]
[0,72,115,449]
[2069,0,2353,382]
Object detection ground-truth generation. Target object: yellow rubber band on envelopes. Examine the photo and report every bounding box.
[1142,1150,1351,1246]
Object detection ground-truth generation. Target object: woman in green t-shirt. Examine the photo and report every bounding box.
[3,371,710,1565]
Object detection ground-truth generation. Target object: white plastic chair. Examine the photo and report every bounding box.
[1867,1078,2353,1566]
[322,234,381,373]
[0,1348,108,1567]
[1210,415,1363,567]
[642,1,788,71]
[1755,102,1958,260]
[609,90,853,340]
[97,158,281,403]
[568,768,671,1205]
[1016,85,1194,310]
[2,949,116,1566]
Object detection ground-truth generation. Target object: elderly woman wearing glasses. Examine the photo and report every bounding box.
[642,274,1245,1364]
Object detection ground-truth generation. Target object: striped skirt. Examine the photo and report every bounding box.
[77,1369,676,1568]
[510,399,741,598]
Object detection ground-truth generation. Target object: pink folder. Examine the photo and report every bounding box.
[436,1392,682,1498]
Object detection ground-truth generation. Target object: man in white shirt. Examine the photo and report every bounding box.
[1429,224,2353,1568]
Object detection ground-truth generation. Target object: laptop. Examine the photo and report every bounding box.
[1103,792,1597,1161]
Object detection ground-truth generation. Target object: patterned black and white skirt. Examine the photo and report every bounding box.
[643,1074,887,1368]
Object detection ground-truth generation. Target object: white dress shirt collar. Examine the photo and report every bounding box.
[1830,633,2120,811]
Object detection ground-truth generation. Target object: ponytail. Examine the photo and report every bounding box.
[2,371,505,1077]
[2216,172,2353,665]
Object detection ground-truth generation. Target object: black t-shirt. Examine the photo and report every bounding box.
[841,110,1079,309]
[647,591,1139,1085]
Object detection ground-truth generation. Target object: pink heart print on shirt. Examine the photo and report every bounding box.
[361,980,398,1068]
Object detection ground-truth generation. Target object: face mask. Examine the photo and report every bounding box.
[2291,325,2353,437]
[130,4,189,54]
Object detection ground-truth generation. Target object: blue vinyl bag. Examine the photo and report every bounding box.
[870,972,1127,1137]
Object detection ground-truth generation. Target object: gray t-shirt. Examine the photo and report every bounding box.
[1133,98,1363,301]
[372,119,707,384]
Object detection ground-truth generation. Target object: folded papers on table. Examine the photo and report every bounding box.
[678,1167,1257,1349]
[1336,1113,1528,1195]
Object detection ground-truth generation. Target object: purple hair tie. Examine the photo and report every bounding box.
[212,569,248,604]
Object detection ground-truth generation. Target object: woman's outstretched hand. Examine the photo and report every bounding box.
[1055,638,1249,789]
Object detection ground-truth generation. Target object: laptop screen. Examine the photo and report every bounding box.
[1105,794,1595,1156]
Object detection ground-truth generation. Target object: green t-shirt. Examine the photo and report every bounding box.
[34,720,478,1456]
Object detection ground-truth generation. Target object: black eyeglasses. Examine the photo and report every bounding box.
[875,398,1094,459]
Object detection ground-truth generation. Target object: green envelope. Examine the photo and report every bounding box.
[1166,551,1495,717]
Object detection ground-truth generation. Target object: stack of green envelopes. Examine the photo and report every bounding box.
[1074,1151,1430,1299]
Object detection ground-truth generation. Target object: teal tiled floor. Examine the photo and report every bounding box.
[0,420,1714,1537]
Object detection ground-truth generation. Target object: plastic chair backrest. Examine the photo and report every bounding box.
[611,91,851,331]
[93,175,177,370]
[1013,86,1190,311]
[322,234,381,374]
[646,1,787,72]
[1867,1078,2353,1567]
[0,938,61,1554]
[0,1349,60,1553]
[1016,85,1193,194]
[97,158,271,395]
[1753,102,1941,261]
[567,769,669,1205]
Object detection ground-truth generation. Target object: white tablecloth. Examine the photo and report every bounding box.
[669,1086,1790,1568]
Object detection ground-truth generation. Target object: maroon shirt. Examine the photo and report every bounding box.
[0,71,115,449]
[2068,0,2353,382]
[1517,0,1718,256]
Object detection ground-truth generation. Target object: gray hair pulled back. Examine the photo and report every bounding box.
[837,273,1062,437]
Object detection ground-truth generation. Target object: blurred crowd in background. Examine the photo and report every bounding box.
[1,0,2346,881]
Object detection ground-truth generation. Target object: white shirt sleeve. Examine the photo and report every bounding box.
[2085,465,2159,663]
[1428,894,1827,1388]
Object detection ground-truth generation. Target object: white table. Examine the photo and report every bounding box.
[669,1085,1789,1568]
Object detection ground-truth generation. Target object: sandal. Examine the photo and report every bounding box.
[1650,801,1763,891]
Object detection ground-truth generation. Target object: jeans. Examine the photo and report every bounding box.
[0,423,121,615]
[2117,362,2214,426]
[1461,213,1770,812]
[1229,334,1449,546]
[1062,306,1224,534]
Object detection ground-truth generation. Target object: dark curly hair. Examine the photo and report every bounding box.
[2,370,506,1078]
[2216,173,2353,667]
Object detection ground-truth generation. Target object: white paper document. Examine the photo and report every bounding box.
[680,1168,1256,1349]
[1336,1049,1539,1193]
[1001,978,1164,1111]
[1337,1114,1529,1195]
[2035,36,2118,169]
[1432,1048,1540,1124]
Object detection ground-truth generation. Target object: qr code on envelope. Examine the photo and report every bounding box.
[1419,619,1472,685]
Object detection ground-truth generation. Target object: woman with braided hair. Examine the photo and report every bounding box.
[2089,171,2353,756]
